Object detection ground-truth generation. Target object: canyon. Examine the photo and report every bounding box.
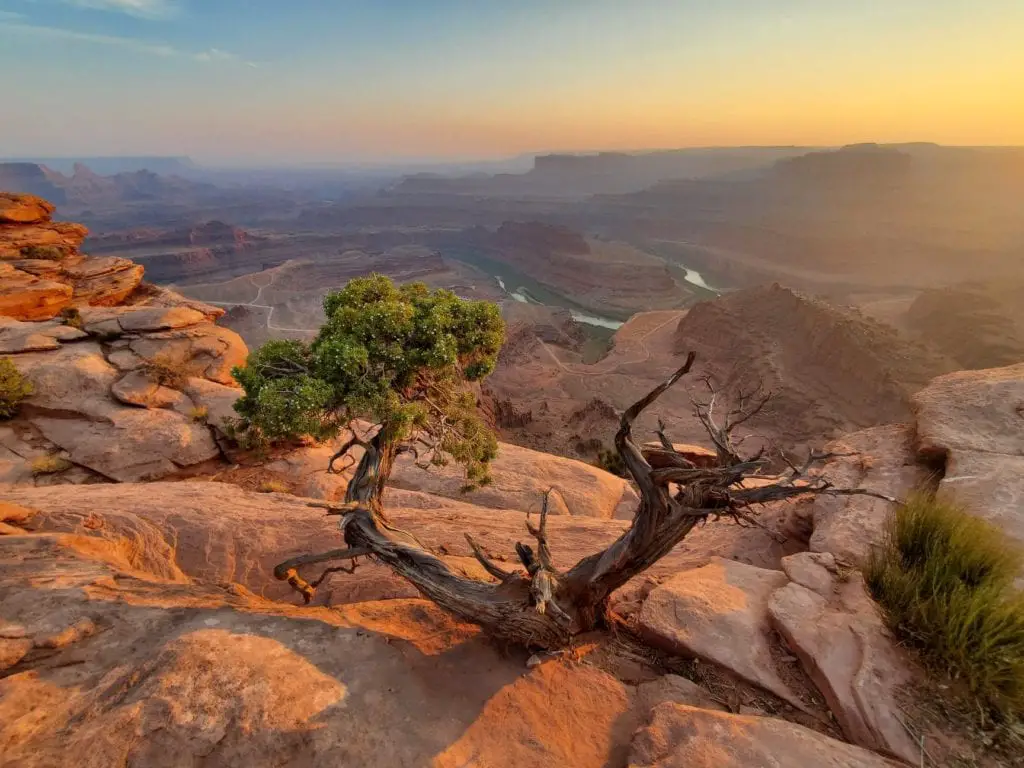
[1,141,1023,766]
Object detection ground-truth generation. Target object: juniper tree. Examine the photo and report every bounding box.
[236,275,890,649]
[233,274,505,500]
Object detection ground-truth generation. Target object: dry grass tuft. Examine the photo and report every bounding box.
[141,349,200,391]
[31,454,72,475]
[258,479,291,494]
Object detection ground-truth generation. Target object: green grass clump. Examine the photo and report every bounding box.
[0,358,33,419]
[866,492,1024,718]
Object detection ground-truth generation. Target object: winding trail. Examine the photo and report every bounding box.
[537,310,685,377]
[204,270,319,334]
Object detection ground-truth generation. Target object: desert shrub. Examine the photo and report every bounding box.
[60,306,83,329]
[0,358,33,419]
[258,479,291,494]
[142,349,199,390]
[866,492,1024,717]
[19,245,65,260]
[188,405,209,423]
[595,444,628,478]
[31,454,72,475]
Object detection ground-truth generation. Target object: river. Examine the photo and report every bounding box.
[496,277,624,329]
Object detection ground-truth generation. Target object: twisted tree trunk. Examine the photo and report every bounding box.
[274,352,893,649]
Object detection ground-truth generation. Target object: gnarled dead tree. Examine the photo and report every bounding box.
[274,351,893,649]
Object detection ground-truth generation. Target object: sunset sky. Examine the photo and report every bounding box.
[1,0,1022,163]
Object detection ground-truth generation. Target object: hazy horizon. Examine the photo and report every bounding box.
[2,0,1023,162]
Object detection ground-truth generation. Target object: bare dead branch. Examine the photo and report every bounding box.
[464,533,517,582]
[525,489,555,571]
[273,546,372,604]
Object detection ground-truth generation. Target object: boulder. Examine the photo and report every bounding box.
[0,316,87,353]
[128,324,247,386]
[912,364,1024,544]
[392,439,635,518]
[769,553,919,764]
[0,220,89,260]
[0,192,54,224]
[629,703,899,767]
[635,674,726,714]
[31,410,219,482]
[111,370,189,409]
[0,263,73,321]
[78,305,206,335]
[10,344,219,481]
[182,377,242,432]
[637,557,803,708]
[641,441,718,469]
[64,256,145,306]
[807,425,925,565]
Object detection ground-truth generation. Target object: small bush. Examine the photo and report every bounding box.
[141,349,199,390]
[19,245,66,261]
[189,405,209,423]
[595,444,628,478]
[31,454,72,475]
[866,492,1024,717]
[0,358,33,419]
[60,307,83,329]
[258,479,290,494]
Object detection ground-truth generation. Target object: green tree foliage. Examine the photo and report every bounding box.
[233,274,505,484]
[0,357,33,420]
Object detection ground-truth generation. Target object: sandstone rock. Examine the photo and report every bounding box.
[808,425,925,565]
[0,501,37,525]
[79,305,206,335]
[637,557,803,707]
[0,192,54,224]
[0,263,73,321]
[0,316,88,353]
[0,220,89,260]
[64,256,145,306]
[641,441,718,468]
[14,342,120,414]
[912,364,1024,544]
[3,481,795,607]
[111,370,189,409]
[136,284,226,320]
[636,674,726,714]
[769,554,918,763]
[392,439,634,518]
[941,450,1024,543]
[32,410,219,482]
[104,348,144,370]
[629,703,899,767]
[913,363,1024,458]
[182,377,242,431]
[0,530,640,768]
[781,550,838,595]
[129,324,246,386]
[0,637,32,671]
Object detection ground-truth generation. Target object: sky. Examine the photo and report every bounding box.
[1,0,1023,164]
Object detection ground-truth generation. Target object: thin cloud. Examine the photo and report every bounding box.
[0,10,26,20]
[0,20,258,66]
[60,0,177,20]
